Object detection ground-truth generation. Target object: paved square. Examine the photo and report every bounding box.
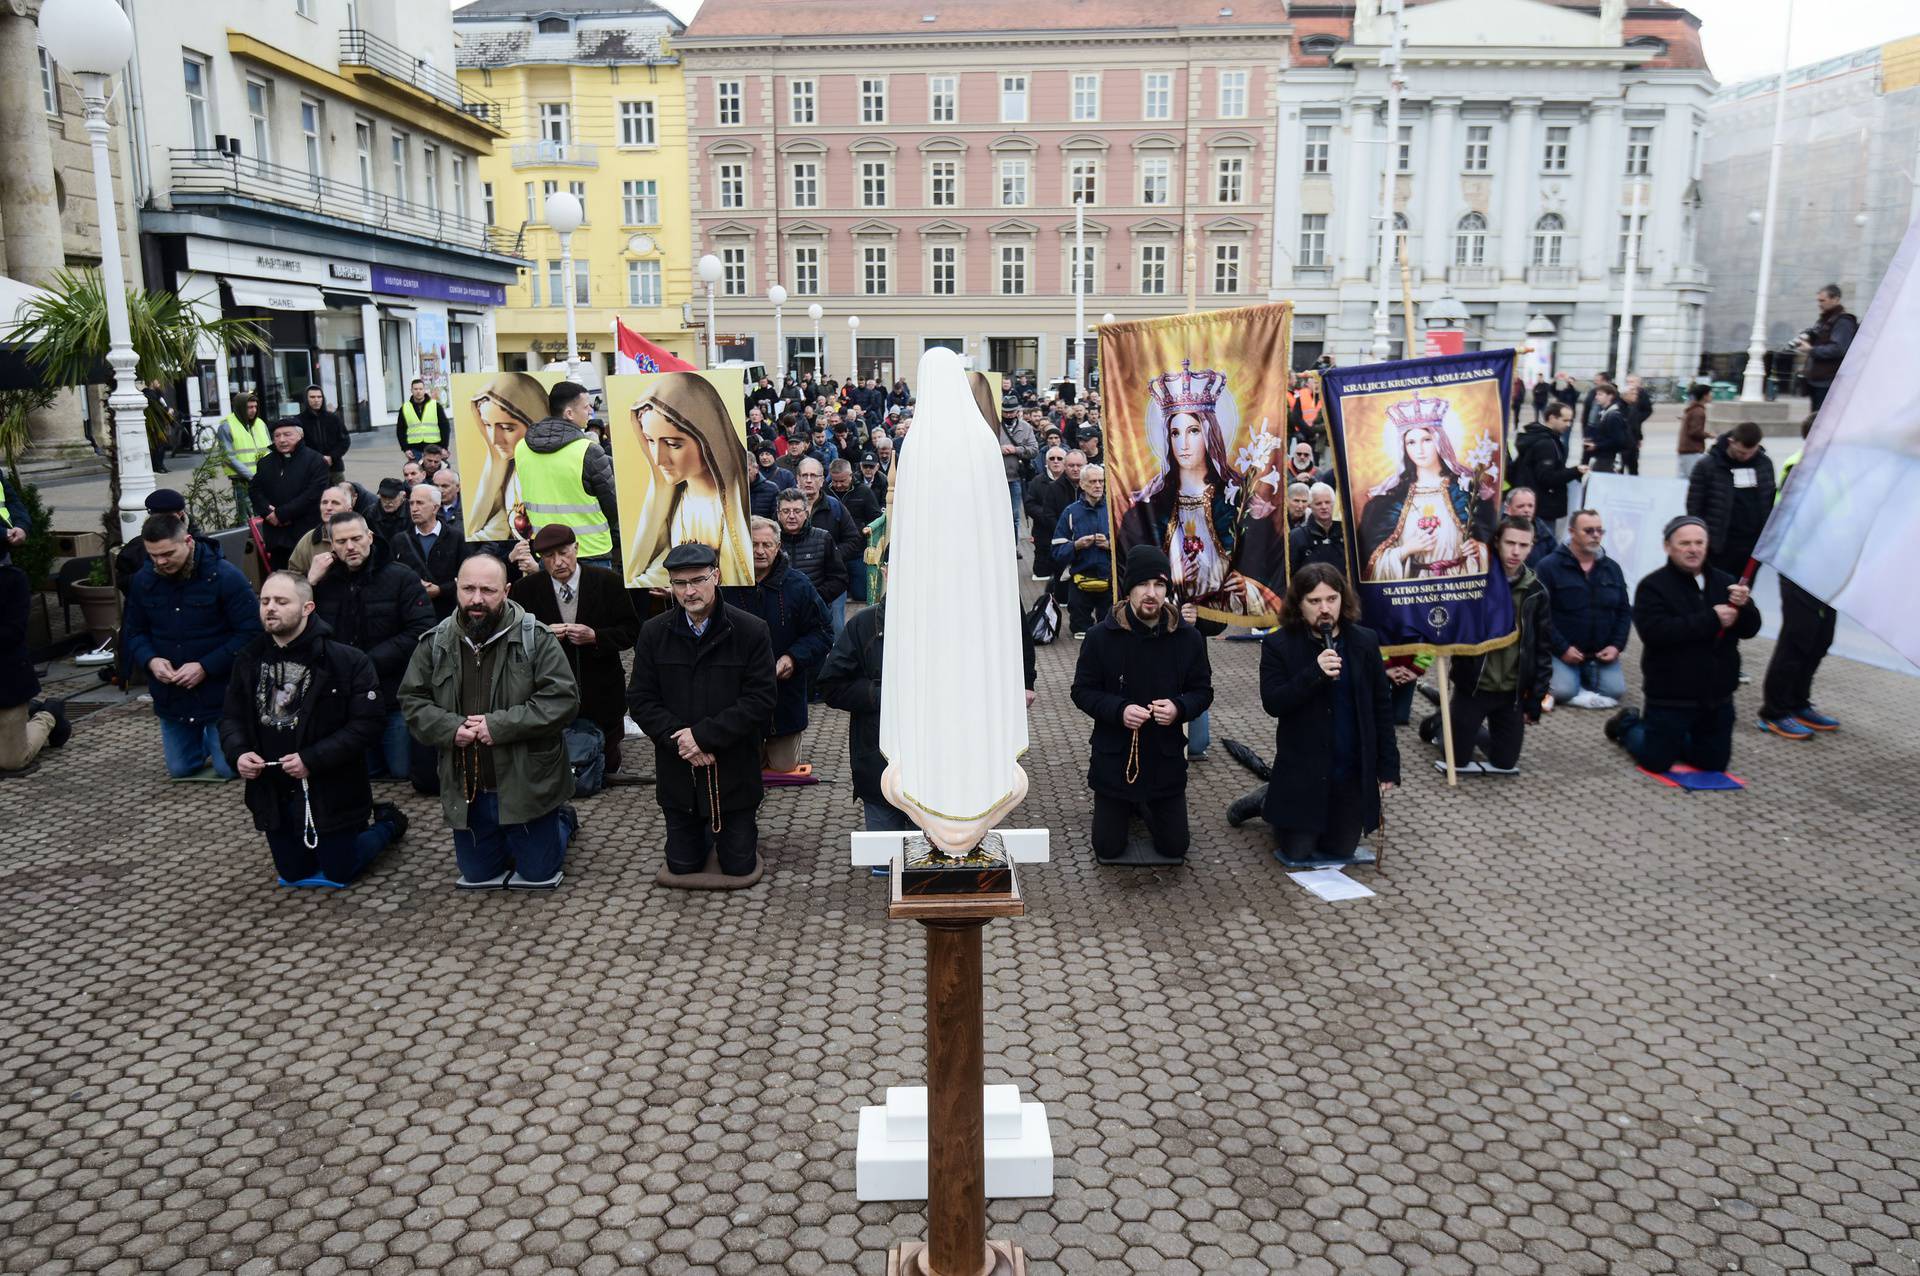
[3,627,1917,1275]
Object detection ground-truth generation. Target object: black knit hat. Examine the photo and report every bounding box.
[1123,544,1172,591]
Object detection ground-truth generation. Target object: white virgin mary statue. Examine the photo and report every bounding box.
[879,347,1030,852]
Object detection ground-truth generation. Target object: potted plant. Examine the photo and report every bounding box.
[71,555,120,638]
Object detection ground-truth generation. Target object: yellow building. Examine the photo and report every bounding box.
[455,1,696,377]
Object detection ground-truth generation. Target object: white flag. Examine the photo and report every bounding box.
[1755,218,1920,667]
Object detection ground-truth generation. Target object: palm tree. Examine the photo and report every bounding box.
[5,267,269,552]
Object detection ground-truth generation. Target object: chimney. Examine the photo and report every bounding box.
[1600,0,1626,45]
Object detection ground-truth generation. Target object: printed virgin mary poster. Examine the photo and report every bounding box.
[449,369,569,543]
[606,370,755,589]
[1098,302,1293,626]
[1322,349,1518,654]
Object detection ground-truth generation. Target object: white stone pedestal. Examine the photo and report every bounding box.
[856,1084,1054,1202]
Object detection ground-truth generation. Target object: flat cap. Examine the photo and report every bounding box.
[144,488,186,514]
[662,541,719,571]
[529,523,576,553]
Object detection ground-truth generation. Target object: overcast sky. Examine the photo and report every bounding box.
[473,0,1916,89]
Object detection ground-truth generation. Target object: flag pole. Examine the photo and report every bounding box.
[1435,653,1459,786]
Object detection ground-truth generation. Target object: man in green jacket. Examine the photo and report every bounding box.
[399,554,580,889]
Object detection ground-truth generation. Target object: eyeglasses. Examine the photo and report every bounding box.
[668,572,716,589]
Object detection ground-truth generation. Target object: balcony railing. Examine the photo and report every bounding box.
[510,141,600,169]
[340,27,500,125]
[1448,265,1498,286]
[1527,265,1577,287]
[168,148,524,261]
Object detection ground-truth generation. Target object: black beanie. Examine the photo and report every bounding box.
[1123,544,1172,591]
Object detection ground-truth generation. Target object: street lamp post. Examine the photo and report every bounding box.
[768,285,787,385]
[39,0,150,546]
[1740,0,1796,402]
[544,191,584,379]
[807,303,823,381]
[1371,0,1407,361]
[697,254,722,369]
[847,315,860,384]
[1073,197,1086,393]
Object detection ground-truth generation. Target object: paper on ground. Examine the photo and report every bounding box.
[1288,868,1376,901]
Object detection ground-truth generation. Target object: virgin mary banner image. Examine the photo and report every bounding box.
[449,370,569,542]
[1097,302,1293,626]
[607,370,754,589]
[1323,349,1516,655]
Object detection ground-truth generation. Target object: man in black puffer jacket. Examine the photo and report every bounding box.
[312,510,434,779]
[297,385,351,484]
[220,572,408,887]
[1420,518,1553,775]
[1685,422,1776,576]
[1508,403,1586,525]
[1608,516,1761,774]
[775,487,847,608]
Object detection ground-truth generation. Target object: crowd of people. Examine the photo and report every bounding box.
[0,336,1852,887]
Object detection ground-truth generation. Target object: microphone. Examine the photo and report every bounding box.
[1317,620,1334,650]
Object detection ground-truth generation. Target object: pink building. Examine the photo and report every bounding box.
[676,0,1290,386]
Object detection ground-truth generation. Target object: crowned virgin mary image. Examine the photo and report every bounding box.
[1119,359,1264,613]
[1356,392,1499,583]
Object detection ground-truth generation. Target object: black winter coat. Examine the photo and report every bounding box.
[1535,545,1631,657]
[1070,604,1213,801]
[809,494,864,565]
[298,405,350,465]
[510,562,640,737]
[1024,473,1075,566]
[818,600,887,802]
[313,540,435,709]
[1509,422,1583,520]
[1587,404,1630,470]
[832,479,882,530]
[1451,568,1554,716]
[626,603,778,814]
[390,520,471,617]
[781,525,848,603]
[250,445,331,557]
[0,564,36,710]
[1259,624,1399,833]
[1685,436,1776,569]
[722,554,831,738]
[218,620,384,834]
[1632,561,1761,708]
[1287,518,1346,574]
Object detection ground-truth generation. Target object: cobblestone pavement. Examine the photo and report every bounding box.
[3,606,1918,1275]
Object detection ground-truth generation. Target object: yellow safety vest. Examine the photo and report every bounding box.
[401,398,442,444]
[1775,449,1801,504]
[513,436,611,557]
[222,413,272,478]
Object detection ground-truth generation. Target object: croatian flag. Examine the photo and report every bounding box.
[614,318,696,375]
[1755,217,1920,667]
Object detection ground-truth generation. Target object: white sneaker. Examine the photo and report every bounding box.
[74,638,116,667]
[623,714,644,739]
[1585,694,1619,709]
[1567,690,1604,709]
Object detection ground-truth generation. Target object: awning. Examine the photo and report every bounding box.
[0,273,51,327]
[223,277,326,312]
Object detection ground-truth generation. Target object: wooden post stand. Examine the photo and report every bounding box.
[887,877,1027,1276]
[1435,653,1460,787]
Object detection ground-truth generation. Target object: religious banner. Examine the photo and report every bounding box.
[606,370,755,589]
[1097,302,1293,625]
[449,369,567,542]
[1322,349,1517,654]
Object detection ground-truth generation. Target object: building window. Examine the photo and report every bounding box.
[355,120,374,195]
[861,159,888,208]
[861,78,887,124]
[718,162,746,209]
[863,245,890,295]
[302,100,325,180]
[1139,243,1168,294]
[619,100,657,147]
[1298,214,1327,267]
[525,181,537,223]
[1454,211,1487,266]
[1000,74,1028,124]
[1397,124,1413,173]
[1532,213,1565,267]
[1072,74,1099,122]
[1212,243,1241,293]
[421,143,438,209]
[622,179,659,225]
[1218,69,1248,119]
[715,80,742,126]
[527,267,540,308]
[1543,125,1570,173]
[1140,156,1170,204]
[791,162,818,209]
[1616,212,1647,268]
[295,0,312,16]
[1374,212,1410,267]
[245,80,271,163]
[37,48,57,115]
[1463,124,1491,171]
[1625,126,1654,176]
[999,244,1028,295]
[453,155,469,221]
[930,159,957,207]
[538,101,570,145]
[721,246,747,296]
[929,75,956,123]
[536,15,568,33]
[1070,243,1096,296]
[930,244,957,295]
[545,259,562,306]
[390,131,409,199]
[789,79,815,125]
[482,180,495,226]
[1215,155,1244,204]
[573,259,590,304]
[628,259,663,306]
[1303,124,1330,174]
[568,179,586,211]
[182,54,212,150]
[793,246,820,295]
[999,157,1028,207]
[1069,156,1098,205]
[1143,71,1172,121]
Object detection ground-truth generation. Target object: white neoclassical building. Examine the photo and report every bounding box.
[1271,0,1716,389]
